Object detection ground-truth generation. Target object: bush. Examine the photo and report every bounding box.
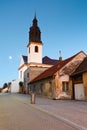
[19,81,23,87]
[19,81,24,93]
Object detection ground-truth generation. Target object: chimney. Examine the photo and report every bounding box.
[59,50,62,61]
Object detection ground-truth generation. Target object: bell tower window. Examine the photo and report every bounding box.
[35,46,38,53]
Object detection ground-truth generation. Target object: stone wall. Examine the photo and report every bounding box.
[24,66,49,93]
[29,73,72,100]
[29,66,48,81]
[29,77,54,99]
[28,52,86,99]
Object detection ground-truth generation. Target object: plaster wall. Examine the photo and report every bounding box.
[28,43,42,63]
[18,65,28,81]
[11,79,21,93]
[60,74,69,81]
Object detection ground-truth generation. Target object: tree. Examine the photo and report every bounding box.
[19,81,23,87]
[3,83,8,89]
[19,81,24,93]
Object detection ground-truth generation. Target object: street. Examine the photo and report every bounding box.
[0,94,87,130]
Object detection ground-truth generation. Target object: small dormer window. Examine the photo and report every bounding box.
[35,46,38,53]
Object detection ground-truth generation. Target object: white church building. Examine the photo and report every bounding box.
[18,14,58,93]
[10,14,86,100]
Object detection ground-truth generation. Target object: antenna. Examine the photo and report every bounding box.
[59,50,62,57]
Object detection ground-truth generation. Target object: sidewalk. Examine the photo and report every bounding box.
[14,94,87,130]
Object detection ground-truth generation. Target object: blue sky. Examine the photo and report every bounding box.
[0,0,87,86]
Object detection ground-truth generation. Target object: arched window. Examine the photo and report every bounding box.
[35,46,38,53]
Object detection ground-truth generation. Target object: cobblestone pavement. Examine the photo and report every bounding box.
[0,94,76,130]
[13,94,87,130]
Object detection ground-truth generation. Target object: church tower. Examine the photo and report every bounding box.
[27,14,43,64]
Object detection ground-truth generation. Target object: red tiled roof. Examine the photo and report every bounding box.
[22,55,59,65]
[29,51,81,84]
[42,56,59,65]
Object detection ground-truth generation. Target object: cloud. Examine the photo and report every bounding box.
[9,56,12,60]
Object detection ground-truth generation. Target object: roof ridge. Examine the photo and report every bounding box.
[64,51,86,61]
[71,56,87,76]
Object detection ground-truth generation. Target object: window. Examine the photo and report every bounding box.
[32,85,36,93]
[40,83,43,93]
[29,47,30,53]
[27,73,29,78]
[35,46,38,53]
[29,85,36,93]
[62,82,69,92]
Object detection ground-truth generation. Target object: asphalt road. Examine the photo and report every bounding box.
[0,94,77,130]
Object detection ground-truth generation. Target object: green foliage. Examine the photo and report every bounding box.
[3,83,8,89]
[19,81,23,87]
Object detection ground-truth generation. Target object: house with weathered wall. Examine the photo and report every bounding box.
[71,56,87,100]
[29,51,86,99]
[18,14,87,99]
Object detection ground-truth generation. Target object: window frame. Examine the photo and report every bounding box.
[62,81,69,92]
[35,46,38,53]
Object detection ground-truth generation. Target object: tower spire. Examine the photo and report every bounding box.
[27,13,43,64]
[29,13,42,43]
[34,10,36,19]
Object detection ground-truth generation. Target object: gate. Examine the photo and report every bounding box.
[74,83,84,100]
